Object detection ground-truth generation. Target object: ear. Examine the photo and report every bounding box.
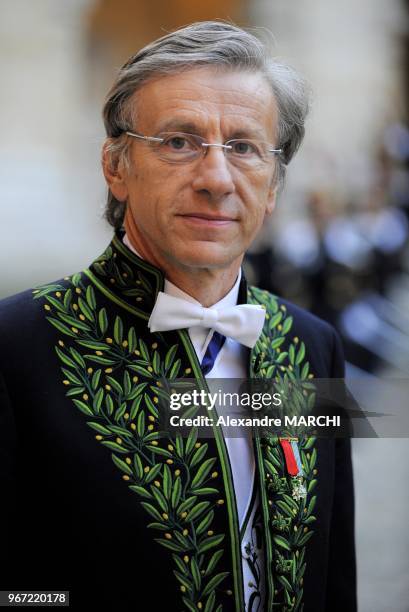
[102,141,129,202]
[266,181,278,216]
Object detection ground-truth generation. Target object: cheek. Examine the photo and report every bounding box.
[127,170,183,232]
[241,173,273,218]
[135,160,188,201]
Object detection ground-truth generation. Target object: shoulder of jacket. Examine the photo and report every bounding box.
[0,273,85,330]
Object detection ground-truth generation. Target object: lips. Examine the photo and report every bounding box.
[178,213,237,223]
[178,215,237,229]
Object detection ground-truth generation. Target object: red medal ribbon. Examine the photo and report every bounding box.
[279,438,299,476]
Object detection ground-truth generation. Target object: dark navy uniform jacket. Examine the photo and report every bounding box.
[0,231,356,611]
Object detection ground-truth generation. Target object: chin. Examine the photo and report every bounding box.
[172,244,240,269]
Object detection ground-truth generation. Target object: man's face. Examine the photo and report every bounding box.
[108,67,279,272]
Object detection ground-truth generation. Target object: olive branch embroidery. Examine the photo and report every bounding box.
[248,287,318,612]
[92,246,155,305]
[34,276,231,612]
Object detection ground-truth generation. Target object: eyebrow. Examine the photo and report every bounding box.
[155,120,202,135]
[154,120,268,141]
[229,128,266,141]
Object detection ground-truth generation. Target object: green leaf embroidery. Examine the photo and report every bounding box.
[111,454,132,476]
[114,316,123,344]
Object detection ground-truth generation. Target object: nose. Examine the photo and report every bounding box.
[191,146,235,201]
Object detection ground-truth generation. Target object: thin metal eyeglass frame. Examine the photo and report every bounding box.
[125,131,283,160]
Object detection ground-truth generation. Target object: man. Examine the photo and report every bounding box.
[0,21,356,612]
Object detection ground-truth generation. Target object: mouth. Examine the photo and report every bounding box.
[177,213,237,227]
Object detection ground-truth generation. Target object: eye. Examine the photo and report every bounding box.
[169,136,187,149]
[230,140,258,156]
[162,134,195,151]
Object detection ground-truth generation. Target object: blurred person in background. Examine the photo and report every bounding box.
[0,21,356,611]
[249,137,409,374]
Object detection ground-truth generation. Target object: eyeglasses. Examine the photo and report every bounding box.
[125,130,282,168]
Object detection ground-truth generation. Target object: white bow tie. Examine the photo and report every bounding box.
[148,291,266,348]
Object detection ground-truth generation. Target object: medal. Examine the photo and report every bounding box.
[279,437,303,476]
[279,437,307,500]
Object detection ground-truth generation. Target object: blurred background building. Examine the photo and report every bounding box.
[1,1,409,610]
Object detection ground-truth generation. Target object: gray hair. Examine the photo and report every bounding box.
[102,20,310,229]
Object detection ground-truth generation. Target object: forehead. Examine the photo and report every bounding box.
[132,67,278,138]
